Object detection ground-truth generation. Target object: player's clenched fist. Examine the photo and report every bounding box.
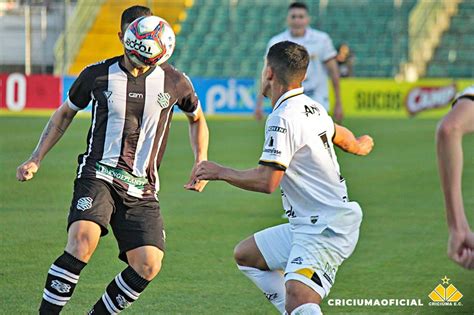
[16,159,40,181]
[448,229,474,269]
[355,135,374,156]
[194,161,223,181]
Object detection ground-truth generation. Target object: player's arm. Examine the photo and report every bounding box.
[333,123,374,156]
[184,105,210,192]
[175,72,210,192]
[436,98,474,257]
[325,58,343,122]
[195,162,284,194]
[16,102,78,181]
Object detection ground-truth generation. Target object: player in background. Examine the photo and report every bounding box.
[436,86,474,269]
[255,2,344,122]
[194,41,373,314]
[16,6,209,314]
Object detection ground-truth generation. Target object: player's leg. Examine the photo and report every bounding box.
[40,178,114,314]
[284,228,360,314]
[234,224,292,313]
[89,196,165,314]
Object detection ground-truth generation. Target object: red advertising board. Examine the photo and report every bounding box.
[0,73,61,111]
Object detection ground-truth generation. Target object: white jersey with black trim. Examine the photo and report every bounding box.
[453,85,474,106]
[259,87,362,234]
[266,28,337,110]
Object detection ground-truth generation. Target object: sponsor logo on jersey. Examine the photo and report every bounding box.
[303,104,321,117]
[268,126,287,134]
[268,136,274,147]
[157,92,171,108]
[291,257,303,265]
[77,197,93,211]
[263,148,281,156]
[128,92,144,99]
[116,294,131,309]
[51,280,71,294]
[428,276,463,306]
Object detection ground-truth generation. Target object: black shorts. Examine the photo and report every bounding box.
[67,178,165,263]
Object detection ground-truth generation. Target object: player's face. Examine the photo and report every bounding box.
[260,59,272,98]
[287,8,309,31]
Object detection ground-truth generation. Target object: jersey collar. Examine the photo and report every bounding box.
[273,87,304,111]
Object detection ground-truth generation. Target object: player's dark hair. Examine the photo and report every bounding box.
[288,2,309,12]
[266,41,309,86]
[120,5,152,32]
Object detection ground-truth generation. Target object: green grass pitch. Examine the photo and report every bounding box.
[0,115,473,314]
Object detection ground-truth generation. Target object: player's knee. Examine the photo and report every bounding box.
[66,233,96,262]
[129,257,162,281]
[233,242,252,267]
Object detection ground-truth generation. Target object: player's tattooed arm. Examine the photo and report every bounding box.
[333,124,374,156]
[16,102,77,181]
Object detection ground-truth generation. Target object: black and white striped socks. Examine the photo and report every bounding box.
[89,266,150,314]
[39,251,87,314]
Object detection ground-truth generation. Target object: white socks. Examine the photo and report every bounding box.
[237,265,286,313]
[290,303,322,315]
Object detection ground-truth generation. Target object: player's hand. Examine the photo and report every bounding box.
[184,162,208,192]
[194,161,223,181]
[448,229,474,269]
[355,135,374,156]
[333,100,344,123]
[16,158,40,181]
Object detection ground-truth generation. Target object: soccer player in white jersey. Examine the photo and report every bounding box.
[194,41,373,314]
[436,85,474,269]
[255,2,344,122]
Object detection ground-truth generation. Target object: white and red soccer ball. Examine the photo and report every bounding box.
[124,16,176,67]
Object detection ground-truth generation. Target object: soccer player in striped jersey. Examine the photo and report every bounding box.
[436,86,474,269]
[16,5,209,314]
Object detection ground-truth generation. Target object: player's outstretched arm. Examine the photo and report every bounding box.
[184,106,210,192]
[194,162,284,194]
[333,124,374,156]
[436,98,474,269]
[16,102,77,181]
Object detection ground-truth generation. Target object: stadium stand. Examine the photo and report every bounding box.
[426,0,474,78]
[67,0,191,75]
[172,0,417,78]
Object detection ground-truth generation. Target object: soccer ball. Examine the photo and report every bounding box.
[124,16,176,67]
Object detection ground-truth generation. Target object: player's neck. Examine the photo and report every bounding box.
[270,84,302,107]
[121,56,151,77]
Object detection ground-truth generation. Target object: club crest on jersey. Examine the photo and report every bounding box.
[51,280,71,293]
[310,215,319,224]
[157,92,171,108]
[77,197,93,211]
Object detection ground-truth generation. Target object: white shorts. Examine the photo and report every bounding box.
[254,224,359,299]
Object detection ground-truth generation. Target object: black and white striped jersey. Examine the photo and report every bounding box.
[67,56,199,200]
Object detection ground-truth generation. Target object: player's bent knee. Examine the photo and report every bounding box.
[234,236,268,269]
[127,246,164,280]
